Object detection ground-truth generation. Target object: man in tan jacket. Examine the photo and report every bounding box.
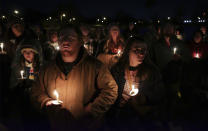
[30,26,118,129]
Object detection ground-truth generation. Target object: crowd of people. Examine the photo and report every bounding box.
[0,18,208,131]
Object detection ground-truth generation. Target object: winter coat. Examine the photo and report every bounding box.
[30,49,118,119]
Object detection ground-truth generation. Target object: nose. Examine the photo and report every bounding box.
[25,52,30,55]
[62,41,70,45]
[138,53,144,57]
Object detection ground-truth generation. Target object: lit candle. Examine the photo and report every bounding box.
[56,46,60,50]
[84,44,88,49]
[52,90,63,105]
[195,53,200,59]
[129,85,139,96]
[173,47,177,55]
[117,49,122,57]
[20,70,24,79]
[54,90,59,102]
[0,43,4,53]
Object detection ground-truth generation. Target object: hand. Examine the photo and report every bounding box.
[46,100,63,106]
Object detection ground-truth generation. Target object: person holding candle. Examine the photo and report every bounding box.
[150,22,191,121]
[188,30,208,60]
[8,38,43,130]
[31,26,118,130]
[9,38,42,90]
[179,31,208,120]
[97,23,125,68]
[108,37,165,130]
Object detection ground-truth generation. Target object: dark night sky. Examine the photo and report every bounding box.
[2,0,208,18]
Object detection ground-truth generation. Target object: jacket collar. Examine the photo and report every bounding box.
[54,46,89,79]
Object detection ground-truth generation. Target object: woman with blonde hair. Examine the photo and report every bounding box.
[97,23,125,68]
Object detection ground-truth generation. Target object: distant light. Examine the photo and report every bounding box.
[20,18,23,20]
[103,17,106,20]
[168,17,171,20]
[2,16,6,19]
[62,13,66,17]
[134,22,137,25]
[14,10,19,14]
[49,17,52,20]
[72,17,76,20]
[157,20,160,23]
[46,18,49,21]
[97,19,100,22]
[198,17,201,20]
[69,19,72,22]
[101,21,104,23]
[184,20,192,23]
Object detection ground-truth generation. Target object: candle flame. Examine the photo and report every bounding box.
[84,44,88,49]
[56,46,60,50]
[173,47,177,54]
[0,43,3,49]
[117,49,122,57]
[54,90,59,100]
[20,70,24,79]
[130,85,139,96]
[195,53,200,59]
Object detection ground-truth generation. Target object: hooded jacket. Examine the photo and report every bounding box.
[9,39,43,89]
